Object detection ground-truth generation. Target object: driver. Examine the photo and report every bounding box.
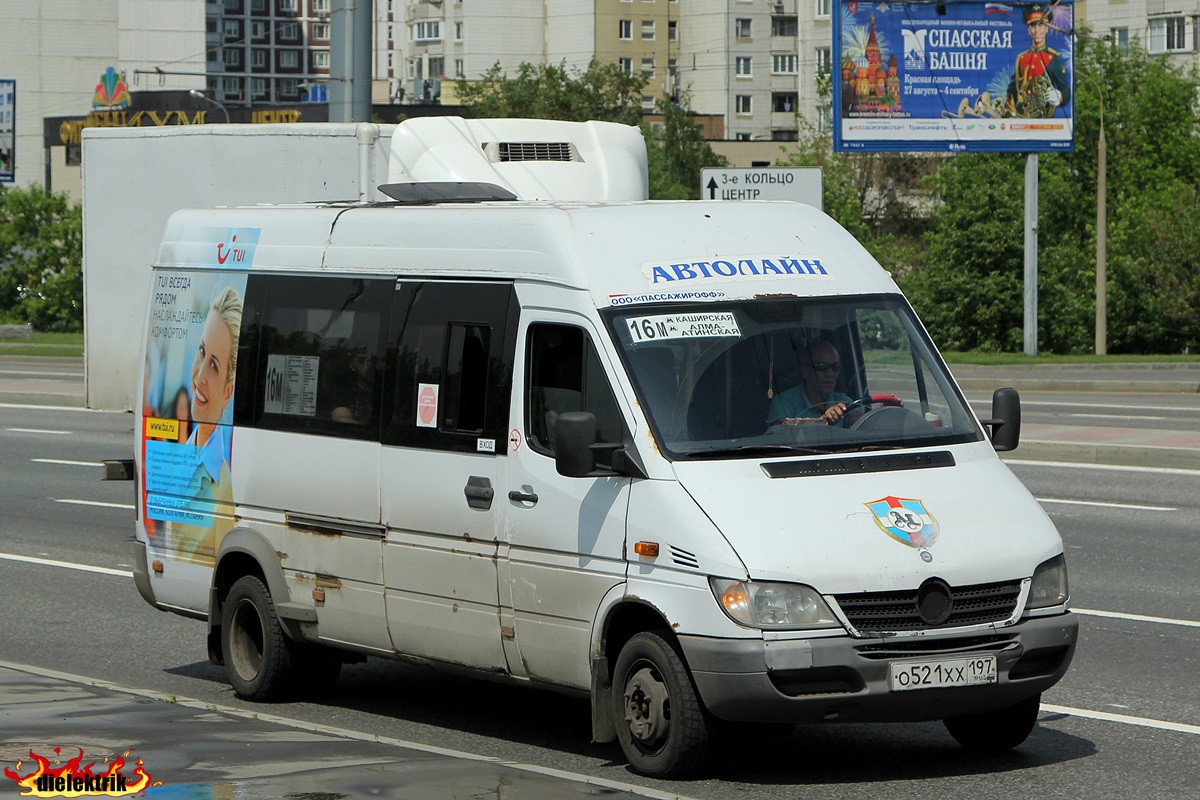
[767,339,861,427]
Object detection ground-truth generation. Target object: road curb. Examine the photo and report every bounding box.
[957,378,1200,394]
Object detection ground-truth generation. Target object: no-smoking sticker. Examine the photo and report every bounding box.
[417,383,439,428]
[509,428,523,452]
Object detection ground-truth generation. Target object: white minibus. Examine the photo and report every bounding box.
[131,120,1076,778]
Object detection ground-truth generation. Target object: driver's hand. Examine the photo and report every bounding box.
[819,403,848,424]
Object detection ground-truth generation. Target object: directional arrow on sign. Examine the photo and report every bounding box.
[706,177,718,199]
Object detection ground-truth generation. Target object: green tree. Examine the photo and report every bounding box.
[0,184,84,332]
[642,97,728,200]
[455,60,646,126]
[901,33,1200,353]
[775,118,937,279]
[455,60,727,199]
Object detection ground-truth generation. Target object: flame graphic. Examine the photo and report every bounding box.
[3,748,161,797]
[92,67,131,109]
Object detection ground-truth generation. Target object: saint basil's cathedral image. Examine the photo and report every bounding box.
[841,15,903,115]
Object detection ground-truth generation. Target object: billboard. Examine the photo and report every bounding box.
[833,2,1074,153]
[1,79,14,182]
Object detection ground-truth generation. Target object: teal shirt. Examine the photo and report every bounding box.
[767,385,853,426]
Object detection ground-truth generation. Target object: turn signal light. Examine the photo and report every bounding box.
[633,541,659,557]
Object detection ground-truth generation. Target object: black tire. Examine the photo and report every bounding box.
[221,575,295,701]
[944,693,1041,752]
[611,631,712,779]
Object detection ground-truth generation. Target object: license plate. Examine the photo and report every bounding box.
[889,656,997,691]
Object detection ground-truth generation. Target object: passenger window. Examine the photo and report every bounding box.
[382,281,517,453]
[443,323,490,433]
[526,324,623,465]
[248,275,391,439]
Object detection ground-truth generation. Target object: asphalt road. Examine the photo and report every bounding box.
[1,404,1198,799]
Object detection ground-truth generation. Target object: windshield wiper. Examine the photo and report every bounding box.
[685,444,832,460]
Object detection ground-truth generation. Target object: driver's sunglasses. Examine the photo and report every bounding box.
[812,361,840,373]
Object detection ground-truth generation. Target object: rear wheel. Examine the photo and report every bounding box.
[944,693,1041,752]
[611,631,712,778]
[221,575,295,701]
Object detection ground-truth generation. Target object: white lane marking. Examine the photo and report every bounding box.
[6,427,71,435]
[1037,498,1176,512]
[1073,607,1200,629]
[1068,413,1168,421]
[33,458,101,467]
[1043,704,1200,737]
[54,498,135,510]
[968,398,1199,413]
[0,403,113,413]
[0,552,131,578]
[0,370,81,378]
[1005,459,1200,477]
[0,660,699,800]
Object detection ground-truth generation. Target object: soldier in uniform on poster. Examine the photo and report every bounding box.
[1005,4,1071,118]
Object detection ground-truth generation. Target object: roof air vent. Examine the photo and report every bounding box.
[485,141,580,163]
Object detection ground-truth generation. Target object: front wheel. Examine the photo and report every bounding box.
[611,631,712,778]
[221,575,296,701]
[944,693,1041,752]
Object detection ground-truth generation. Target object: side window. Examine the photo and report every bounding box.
[245,275,392,439]
[383,281,517,453]
[525,324,623,466]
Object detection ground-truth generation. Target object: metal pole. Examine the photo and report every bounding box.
[330,0,372,123]
[1095,111,1108,355]
[1080,71,1108,355]
[1024,153,1038,356]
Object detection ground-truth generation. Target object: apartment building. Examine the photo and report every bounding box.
[0,0,205,193]
[390,0,830,141]
[206,0,333,105]
[393,1,680,111]
[1080,0,1199,59]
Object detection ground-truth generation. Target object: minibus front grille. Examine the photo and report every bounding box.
[833,580,1021,633]
[855,634,1016,659]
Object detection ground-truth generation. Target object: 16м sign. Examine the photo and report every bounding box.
[701,167,823,209]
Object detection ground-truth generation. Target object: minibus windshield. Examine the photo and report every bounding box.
[603,295,984,460]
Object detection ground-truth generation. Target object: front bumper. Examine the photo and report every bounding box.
[679,613,1077,723]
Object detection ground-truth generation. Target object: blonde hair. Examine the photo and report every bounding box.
[211,286,243,382]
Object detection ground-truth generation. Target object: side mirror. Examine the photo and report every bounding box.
[554,412,647,479]
[555,411,599,477]
[982,387,1021,452]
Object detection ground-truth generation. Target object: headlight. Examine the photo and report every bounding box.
[1027,554,1069,610]
[710,578,841,630]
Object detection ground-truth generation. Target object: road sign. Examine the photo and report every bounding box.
[701,167,822,209]
[302,83,328,103]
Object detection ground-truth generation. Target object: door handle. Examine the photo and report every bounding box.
[464,476,494,510]
[508,489,539,505]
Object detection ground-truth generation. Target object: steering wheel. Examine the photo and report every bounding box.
[776,395,871,426]
[851,404,926,432]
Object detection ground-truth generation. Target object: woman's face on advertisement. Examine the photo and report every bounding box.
[191,309,234,427]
